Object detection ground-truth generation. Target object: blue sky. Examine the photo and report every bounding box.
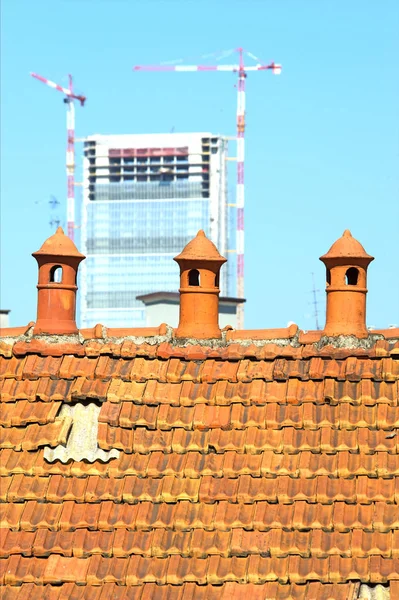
[1,0,398,330]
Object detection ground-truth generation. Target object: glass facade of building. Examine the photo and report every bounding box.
[80,133,231,328]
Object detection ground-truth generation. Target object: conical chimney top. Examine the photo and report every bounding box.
[33,227,84,259]
[174,230,226,339]
[32,228,85,335]
[319,230,374,338]
[174,230,227,264]
[320,229,373,262]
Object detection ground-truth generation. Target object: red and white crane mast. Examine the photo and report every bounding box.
[133,48,281,328]
[31,72,86,242]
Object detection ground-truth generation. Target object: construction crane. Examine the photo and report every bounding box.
[133,47,281,328]
[30,73,86,242]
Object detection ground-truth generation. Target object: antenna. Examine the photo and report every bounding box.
[49,195,60,210]
[49,216,61,230]
[49,196,61,231]
[311,272,321,330]
[133,48,281,328]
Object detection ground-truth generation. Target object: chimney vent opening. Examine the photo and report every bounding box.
[188,269,200,287]
[326,269,331,286]
[345,267,359,286]
[50,265,63,283]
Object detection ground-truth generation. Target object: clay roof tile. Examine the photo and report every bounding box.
[1,282,398,596]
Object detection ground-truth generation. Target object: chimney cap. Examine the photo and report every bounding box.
[174,230,227,264]
[320,229,374,262]
[32,227,85,259]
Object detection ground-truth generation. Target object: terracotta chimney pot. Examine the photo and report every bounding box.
[32,227,85,335]
[174,230,227,339]
[320,230,374,338]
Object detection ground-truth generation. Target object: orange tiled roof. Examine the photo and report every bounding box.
[1,326,399,599]
[1,227,398,598]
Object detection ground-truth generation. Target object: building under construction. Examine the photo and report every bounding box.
[80,132,232,328]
